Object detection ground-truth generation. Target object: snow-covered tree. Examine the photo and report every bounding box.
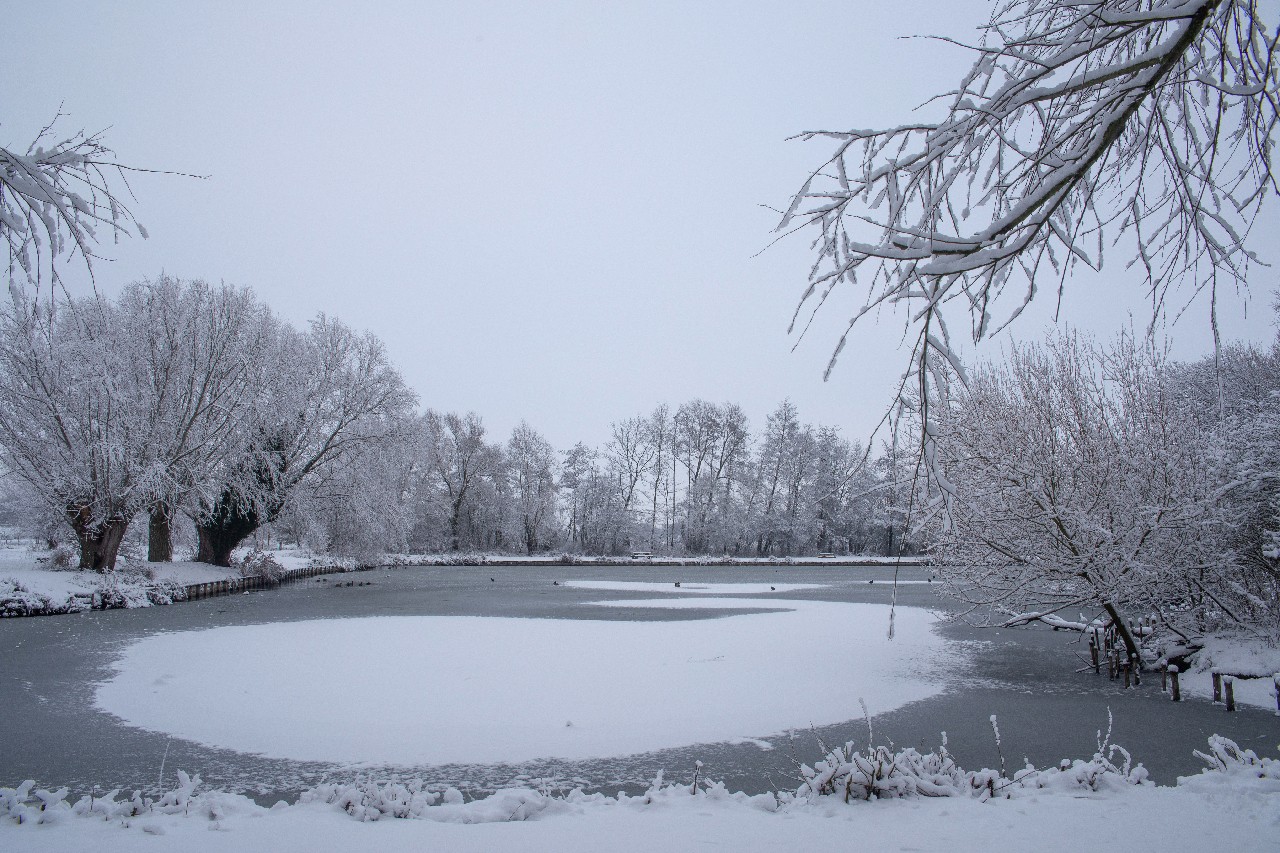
[559,441,630,554]
[1169,341,1280,634]
[0,294,152,568]
[112,276,275,561]
[751,400,819,555]
[292,411,424,560]
[925,331,1243,660]
[192,315,416,565]
[419,410,497,552]
[810,426,880,555]
[507,421,558,554]
[675,400,751,553]
[643,404,676,552]
[781,0,1278,460]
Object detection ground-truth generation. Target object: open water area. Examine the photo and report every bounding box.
[2,563,1277,803]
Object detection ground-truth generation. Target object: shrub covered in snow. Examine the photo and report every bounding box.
[1179,736,1280,795]
[92,570,186,609]
[786,727,1148,805]
[238,550,287,584]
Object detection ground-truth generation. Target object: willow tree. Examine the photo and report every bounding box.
[192,316,417,566]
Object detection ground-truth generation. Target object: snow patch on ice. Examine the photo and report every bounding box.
[95,600,958,765]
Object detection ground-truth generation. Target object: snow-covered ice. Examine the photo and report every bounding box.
[94,599,957,765]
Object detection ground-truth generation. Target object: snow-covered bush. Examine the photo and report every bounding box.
[238,550,286,583]
[1177,736,1280,798]
[47,545,75,569]
[787,731,1147,804]
[90,570,185,609]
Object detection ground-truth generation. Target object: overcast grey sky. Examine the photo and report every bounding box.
[4,1,1276,451]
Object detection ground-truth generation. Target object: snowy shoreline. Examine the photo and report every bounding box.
[3,735,1275,853]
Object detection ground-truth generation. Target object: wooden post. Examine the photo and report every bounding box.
[1224,677,1236,712]
[1161,662,1168,692]
[1212,672,1222,703]
[1090,636,1100,674]
[1170,665,1181,702]
[1130,653,1140,686]
[1123,660,1131,689]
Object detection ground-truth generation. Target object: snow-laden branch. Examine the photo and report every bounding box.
[781,0,1278,463]
[1,115,180,293]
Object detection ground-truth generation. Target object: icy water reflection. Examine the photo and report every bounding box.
[2,564,1277,802]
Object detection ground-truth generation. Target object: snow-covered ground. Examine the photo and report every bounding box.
[4,753,1277,853]
[1183,635,1280,712]
[0,545,324,614]
[94,595,957,765]
[1,556,237,600]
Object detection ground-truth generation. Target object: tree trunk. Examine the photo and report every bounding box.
[194,492,262,566]
[66,504,129,572]
[148,501,175,562]
[525,518,537,555]
[449,497,464,552]
[1102,600,1143,670]
[195,520,256,567]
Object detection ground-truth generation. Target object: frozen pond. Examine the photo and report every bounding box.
[2,564,1277,802]
[94,598,956,765]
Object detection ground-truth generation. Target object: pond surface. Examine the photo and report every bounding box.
[2,563,1276,802]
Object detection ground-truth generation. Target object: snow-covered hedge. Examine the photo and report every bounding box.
[0,579,70,617]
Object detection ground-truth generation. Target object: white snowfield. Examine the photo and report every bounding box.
[95,599,956,765]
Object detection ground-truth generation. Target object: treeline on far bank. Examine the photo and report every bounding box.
[0,276,911,570]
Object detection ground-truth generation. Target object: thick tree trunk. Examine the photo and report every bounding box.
[148,502,175,562]
[194,492,262,566]
[195,519,258,567]
[66,504,129,572]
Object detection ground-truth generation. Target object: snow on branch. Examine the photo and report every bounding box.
[1,113,195,294]
[782,0,1278,431]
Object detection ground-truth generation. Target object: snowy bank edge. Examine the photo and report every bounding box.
[2,736,1275,842]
